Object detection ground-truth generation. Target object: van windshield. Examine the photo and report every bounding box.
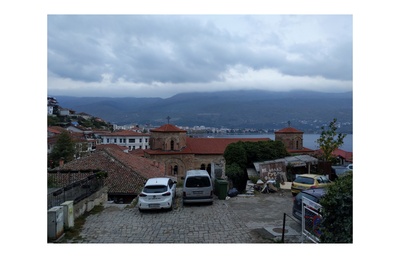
[186,176,211,187]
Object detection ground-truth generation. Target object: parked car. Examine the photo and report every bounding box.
[291,174,332,196]
[292,188,326,221]
[332,164,352,178]
[138,177,177,211]
[182,170,213,205]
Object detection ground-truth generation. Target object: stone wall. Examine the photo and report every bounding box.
[73,186,108,219]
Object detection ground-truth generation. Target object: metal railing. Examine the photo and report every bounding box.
[47,173,105,209]
[281,213,302,243]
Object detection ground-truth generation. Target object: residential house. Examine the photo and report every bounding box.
[49,144,166,203]
[58,108,75,117]
[47,127,97,155]
[97,130,150,151]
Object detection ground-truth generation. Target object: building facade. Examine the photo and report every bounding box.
[142,124,271,181]
[98,130,150,151]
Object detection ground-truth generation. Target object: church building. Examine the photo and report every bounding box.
[141,124,271,181]
[274,125,314,155]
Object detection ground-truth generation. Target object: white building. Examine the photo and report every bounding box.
[97,130,150,151]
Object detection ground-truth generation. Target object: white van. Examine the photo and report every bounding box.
[182,170,213,204]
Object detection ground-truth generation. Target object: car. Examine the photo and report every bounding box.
[291,174,332,196]
[332,164,352,178]
[138,177,177,211]
[182,170,213,205]
[346,164,353,170]
[292,187,326,221]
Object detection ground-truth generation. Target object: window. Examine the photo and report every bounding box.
[186,176,211,187]
[294,176,314,185]
[129,139,135,143]
[171,140,174,150]
[143,185,167,193]
[320,176,331,183]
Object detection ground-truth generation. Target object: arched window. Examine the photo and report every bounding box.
[171,140,174,150]
[200,164,206,170]
[173,165,178,175]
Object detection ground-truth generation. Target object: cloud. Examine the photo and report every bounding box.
[47,15,352,98]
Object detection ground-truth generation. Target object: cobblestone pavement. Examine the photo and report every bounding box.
[64,188,304,244]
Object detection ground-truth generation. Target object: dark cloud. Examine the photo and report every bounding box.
[47,15,352,97]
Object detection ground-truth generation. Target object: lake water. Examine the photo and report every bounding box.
[209,133,353,152]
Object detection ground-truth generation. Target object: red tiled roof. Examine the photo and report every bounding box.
[144,137,271,155]
[314,148,353,162]
[187,138,271,154]
[275,127,304,133]
[287,147,315,154]
[150,124,187,133]
[52,144,165,194]
[48,126,66,134]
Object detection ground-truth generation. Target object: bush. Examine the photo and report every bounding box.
[225,163,247,191]
[319,171,353,243]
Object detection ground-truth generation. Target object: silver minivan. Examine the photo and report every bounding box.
[182,170,213,204]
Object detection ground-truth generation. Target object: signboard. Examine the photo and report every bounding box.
[259,161,286,181]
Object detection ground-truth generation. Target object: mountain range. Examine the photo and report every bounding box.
[53,90,353,133]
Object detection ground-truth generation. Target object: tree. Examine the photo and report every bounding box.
[319,171,353,243]
[223,140,289,191]
[223,142,247,169]
[316,118,346,162]
[48,130,76,168]
[225,163,246,190]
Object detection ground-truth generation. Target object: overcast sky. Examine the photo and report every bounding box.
[47,15,352,98]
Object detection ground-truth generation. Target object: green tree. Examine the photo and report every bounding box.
[319,171,353,243]
[316,118,346,162]
[223,142,247,169]
[47,115,61,126]
[48,130,76,167]
[223,140,289,190]
[225,163,246,190]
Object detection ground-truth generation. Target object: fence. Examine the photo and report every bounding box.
[301,197,322,243]
[48,172,105,209]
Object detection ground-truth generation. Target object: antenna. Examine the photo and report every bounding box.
[166,116,171,124]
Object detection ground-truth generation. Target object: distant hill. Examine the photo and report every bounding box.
[53,90,353,133]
